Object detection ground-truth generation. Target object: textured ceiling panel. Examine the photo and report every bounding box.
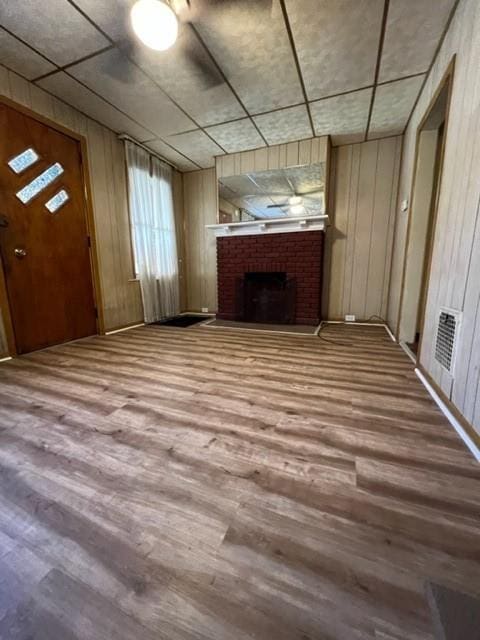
[285,0,383,100]
[379,0,456,83]
[37,72,154,142]
[253,105,313,145]
[67,49,195,137]
[0,0,109,66]
[0,27,56,80]
[205,119,265,153]
[368,76,425,139]
[73,0,132,42]
[73,0,246,126]
[165,129,223,168]
[0,0,452,171]
[193,0,304,113]
[146,139,199,172]
[127,31,246,127]
[310,88,372,146]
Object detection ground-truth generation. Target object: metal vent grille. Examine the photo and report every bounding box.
[435,309,460,374]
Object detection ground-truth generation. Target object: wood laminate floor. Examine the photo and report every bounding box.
[0,323,479,640]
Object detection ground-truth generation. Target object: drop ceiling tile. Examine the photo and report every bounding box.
[0,28,56,80]
[310,88,373,146]
[193,1,304,113]
[285,0,383,100]
[379,0,457,83]
[127,31,247,127]
[73,1,247,127]
[73,0,131,42]
[146,139,199,172]
[0,0,109,66]
[165,130,223,169]
[253,105,312,146]
[205,119,265,153]
[368,76,425,139]
[67,49,195,137]
[37,72,154,142]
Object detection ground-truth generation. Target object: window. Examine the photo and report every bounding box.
[45,189,69,214]
[125,141,180,323]
[16,163,64,204]
[8,148,39,174]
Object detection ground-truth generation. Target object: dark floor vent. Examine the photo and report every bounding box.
[434,309,461,375]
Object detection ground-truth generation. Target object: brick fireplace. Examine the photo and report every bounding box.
[216,230,324,325]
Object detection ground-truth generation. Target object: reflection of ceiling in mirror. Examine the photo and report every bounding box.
[218,163,325,219]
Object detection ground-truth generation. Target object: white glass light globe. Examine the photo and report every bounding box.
[131,0,178,51]
[290,204,305,215]
[288,196,302,206]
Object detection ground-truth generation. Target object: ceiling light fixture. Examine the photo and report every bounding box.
[290,204,305,215]
[288,196,302,206]
[131,0,178,51]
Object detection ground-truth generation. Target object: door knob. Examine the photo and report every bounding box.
[14,248,27,258]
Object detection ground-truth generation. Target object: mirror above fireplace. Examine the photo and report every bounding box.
[218,162,326,224]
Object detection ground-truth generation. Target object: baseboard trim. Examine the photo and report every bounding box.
[105,322,145,335]
[415,366,480,463]
[321,320,396,342]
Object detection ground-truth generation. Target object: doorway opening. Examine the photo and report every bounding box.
[397,59,454,358]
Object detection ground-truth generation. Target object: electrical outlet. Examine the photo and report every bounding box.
[345,314,356,322]
[201,307,209,313]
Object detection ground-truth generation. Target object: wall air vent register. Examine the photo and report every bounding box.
[434,308,462,375]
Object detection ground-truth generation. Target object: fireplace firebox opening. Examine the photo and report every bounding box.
[237,271,296,324]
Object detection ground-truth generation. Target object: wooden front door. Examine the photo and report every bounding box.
[0,102,97,354]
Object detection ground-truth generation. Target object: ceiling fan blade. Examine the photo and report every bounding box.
[178,28,224,88]
[296,187,324,196]
[174,0,273,23]
[266,203,289,209]
[100,3,139,84]
[102,40,140,84]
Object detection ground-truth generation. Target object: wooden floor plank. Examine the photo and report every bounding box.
[0,323,479,639]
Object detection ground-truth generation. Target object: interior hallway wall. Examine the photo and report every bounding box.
[0,66,143,353]
[387,0,480,435]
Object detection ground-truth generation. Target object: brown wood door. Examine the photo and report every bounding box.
[0,103,97,354]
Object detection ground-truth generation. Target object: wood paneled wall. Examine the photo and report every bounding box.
[183,168,218,312]
[183,136,401,320]
[183,138,329,313]
[216,137,328,178]
[0,66,143,354]
[324,137,402,320]
[388,0,480,433]
[172,170,187,312]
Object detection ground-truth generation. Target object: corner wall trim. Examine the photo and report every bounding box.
[415,367,480,463]
[400,340,416,363]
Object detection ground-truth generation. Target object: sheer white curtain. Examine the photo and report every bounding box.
[125,141,180,323]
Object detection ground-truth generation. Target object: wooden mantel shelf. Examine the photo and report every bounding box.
[206,214,329,237]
